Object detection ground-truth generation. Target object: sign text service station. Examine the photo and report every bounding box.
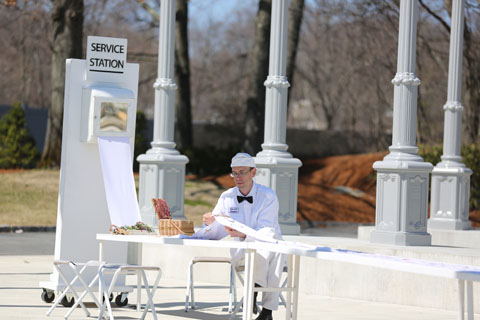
[86,36,127,77]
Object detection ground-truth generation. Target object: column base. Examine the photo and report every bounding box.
[279,222,301,235]
[428,219,471,230]
[429,166,472,231]
[254,154,302,235]
[137,149,189,227]
[370,230,432,246]
[372,157,433,246]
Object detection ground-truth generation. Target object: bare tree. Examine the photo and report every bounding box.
[174,0,193,150]
[243,0,271,155]
[40,0,83,167]
[0,2,52,109]
[463,1,480,143]
[286,0,304,110]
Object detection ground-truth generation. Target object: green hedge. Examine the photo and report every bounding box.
[0,102,39,169]
[419,144,480,210]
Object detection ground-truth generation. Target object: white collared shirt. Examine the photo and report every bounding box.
[204,182,282,241]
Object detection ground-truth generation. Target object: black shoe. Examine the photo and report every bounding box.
[255,308,273,320]
[253,283,261,314]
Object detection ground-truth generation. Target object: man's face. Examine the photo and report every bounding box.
[231,166,256,190]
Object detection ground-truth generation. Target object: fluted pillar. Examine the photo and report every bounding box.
[137,0,188,226]
[429,0,472,230]
[255,0,302,235]
[371,0,433,246]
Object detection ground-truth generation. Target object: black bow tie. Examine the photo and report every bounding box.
[237,195,253,204]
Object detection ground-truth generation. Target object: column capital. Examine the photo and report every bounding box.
[264,75,290,89]
[443,101,464,112]
[153,78,177,91]
[391,72,421,86]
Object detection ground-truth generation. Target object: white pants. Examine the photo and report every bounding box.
[231,248,286,311]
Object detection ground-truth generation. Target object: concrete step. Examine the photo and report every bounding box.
[141,234,480,314]
[358,225,480,248]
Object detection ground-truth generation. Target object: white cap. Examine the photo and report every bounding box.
[231,153,256,168]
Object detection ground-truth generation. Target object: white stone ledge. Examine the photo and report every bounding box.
[140,233,480,312]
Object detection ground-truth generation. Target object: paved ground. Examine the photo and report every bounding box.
[0,255,467,320]
[0,231,476,319]
[0,231,55,255]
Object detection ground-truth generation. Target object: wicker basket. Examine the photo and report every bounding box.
[158,219,194,236]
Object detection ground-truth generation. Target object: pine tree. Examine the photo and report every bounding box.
[0,102,40,168]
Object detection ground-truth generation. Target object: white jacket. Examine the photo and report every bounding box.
[204,182,282,262]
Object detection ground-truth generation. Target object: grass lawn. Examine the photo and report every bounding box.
[0,170,223,227]
[0,170,60,226]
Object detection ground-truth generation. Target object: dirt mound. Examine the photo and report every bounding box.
[211,152,480,227]
[297,152,385,224]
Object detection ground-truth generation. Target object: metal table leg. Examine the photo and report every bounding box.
[242,249,256,320]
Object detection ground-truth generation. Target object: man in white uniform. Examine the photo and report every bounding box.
[203,153,285,320]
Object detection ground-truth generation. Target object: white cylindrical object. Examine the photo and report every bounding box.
[152,0,177,150]
[428,0,472,231]
[440,0,465,165]
[389,0,421,154]
[260,0,291,155]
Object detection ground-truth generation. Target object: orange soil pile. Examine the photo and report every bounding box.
[296,152,385,223]
[212,152,480,227]
[0,169,24,174]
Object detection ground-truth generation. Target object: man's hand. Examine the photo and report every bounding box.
[203,212,215,226]
[224,226,246,239]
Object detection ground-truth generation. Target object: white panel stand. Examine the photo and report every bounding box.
[40,59,138,291]
[429,0,472,230]
[255,0,301,235]
[371,0,433,246]
[137,0,188,226]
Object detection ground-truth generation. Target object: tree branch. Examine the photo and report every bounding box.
[135,0,160,21]
[418,0,450,32]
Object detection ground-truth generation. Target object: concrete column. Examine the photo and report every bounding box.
[429,0,472,230]
[255,0,302,235]
[371,0,433,246]
[137,0,189,226]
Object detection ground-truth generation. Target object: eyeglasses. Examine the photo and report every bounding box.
[230,168,253,178]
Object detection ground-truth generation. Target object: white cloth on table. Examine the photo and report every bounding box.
[204,182,286,311]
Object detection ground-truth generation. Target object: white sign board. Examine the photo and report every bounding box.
[86,36,127,82]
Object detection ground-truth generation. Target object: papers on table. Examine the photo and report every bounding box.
[214,215,279,243]
[177,224,219,240]
[177,214,320,251]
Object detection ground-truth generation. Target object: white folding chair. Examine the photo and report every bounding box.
[232,265,289,316]
[185,256,236,312]
[46,260,104,319]
[98,264,162,320]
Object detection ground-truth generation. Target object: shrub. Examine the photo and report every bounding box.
[0,102,39,168]
[462,144,480,210]
[418,144,442,165]
[419,144,480,210]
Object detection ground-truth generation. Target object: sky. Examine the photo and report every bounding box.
[189,0,257,25]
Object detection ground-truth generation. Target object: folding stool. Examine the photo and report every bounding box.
[184,256,236,312]
[98,264,162,320]
[46,260,104,319]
